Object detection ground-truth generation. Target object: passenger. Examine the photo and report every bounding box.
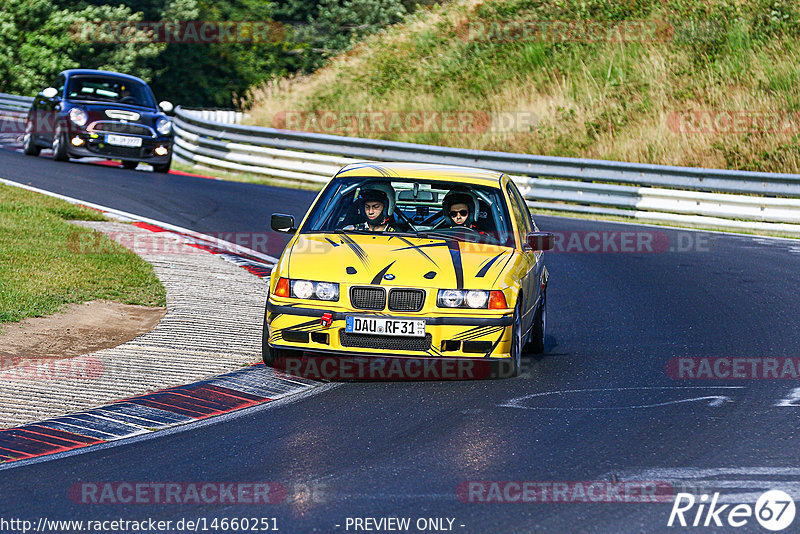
[349,184,396,232]
[442,190,479,230]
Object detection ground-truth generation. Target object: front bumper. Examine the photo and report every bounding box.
[66,128,173,163]
[266,301,514,359]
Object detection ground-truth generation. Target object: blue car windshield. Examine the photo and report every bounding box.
[66,76,156,109]
[300,176,515,246]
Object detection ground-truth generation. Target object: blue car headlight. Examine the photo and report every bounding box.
[156,117,172,136]
[69,108,88,127]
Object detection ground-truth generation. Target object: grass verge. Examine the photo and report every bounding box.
[246,0,800,174]
[0,183,166,327]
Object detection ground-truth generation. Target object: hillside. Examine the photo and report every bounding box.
[245,0,800,173]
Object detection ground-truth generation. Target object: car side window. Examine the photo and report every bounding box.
[506,181,532,247]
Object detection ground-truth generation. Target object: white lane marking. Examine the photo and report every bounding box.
[500,386,744,411]
[774,386,800,407]
[0,176,279,265]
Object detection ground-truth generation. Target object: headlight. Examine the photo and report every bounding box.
[465,290,489,308]
[290,279,339,301]
[69,108,87,127]
[438,289,464,308]
[156,117,172,136]
[437,289,503,309]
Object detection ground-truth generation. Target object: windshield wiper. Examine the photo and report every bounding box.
[333,228,374,235]
[415,231,456,241]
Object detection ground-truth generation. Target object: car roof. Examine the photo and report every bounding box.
[61,69,149,85]
[335,162,506,187]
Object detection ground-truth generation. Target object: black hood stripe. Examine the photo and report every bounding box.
[393,236,439,266]
[371,261,396,285]
[447,240,464,289]
[339,234,370,266]
[325,238,340,247]
[492,253,515,286]
[476,251,506,278]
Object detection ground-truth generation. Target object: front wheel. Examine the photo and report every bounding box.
[52,125,68,161]
[528,288,547,354]
[22,121,40,156]
[152,154,171,174]
[507,298,523,378]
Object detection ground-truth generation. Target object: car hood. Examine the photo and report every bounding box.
[286,233,518,289]
[68,102,161,125]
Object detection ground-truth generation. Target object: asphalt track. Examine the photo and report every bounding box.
[2,148,800,533]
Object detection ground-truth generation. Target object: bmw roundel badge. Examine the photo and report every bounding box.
[384,273,395,280]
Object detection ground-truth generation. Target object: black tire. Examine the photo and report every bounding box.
[122,161,138,170]
[508,298,523,378]
[152,155,172,174]
[52,125,68,161]
[528,288,547,354]
[22,121,41,156]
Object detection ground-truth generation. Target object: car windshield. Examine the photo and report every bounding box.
[301,176,515,246]
[66,76,156,108]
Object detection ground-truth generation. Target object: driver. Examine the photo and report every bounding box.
[349,184,396,232]
[442,190,479,230]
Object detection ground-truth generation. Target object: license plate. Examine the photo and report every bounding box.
[105,134,142,147]
[346,316,426,337]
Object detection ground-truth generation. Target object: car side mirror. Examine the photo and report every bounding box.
[271,213,296,233]
[526,232,554,251]
[41,87,58,99]
[159,101,174,113]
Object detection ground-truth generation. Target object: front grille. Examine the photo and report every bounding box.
[87,144,145,158]
[339,331,432,351]
[388,289,425,312]
[88,121,155,137]
[88,144,145,157]
[350,286,386,310]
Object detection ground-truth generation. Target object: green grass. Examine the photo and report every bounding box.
[246,0,800,174]
[0,184,166,326]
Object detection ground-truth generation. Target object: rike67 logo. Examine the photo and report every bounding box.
[668,490,796,531]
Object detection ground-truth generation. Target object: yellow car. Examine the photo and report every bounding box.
[263,162,553,378]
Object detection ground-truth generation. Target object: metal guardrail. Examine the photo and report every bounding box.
[0,93,34,132]
[3,91,800,235]
[173,107,800,235]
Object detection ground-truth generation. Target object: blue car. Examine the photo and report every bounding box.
[23,69,174,172]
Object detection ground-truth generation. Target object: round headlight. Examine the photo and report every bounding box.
[292,280,314,299]
[465,290,488,308]
[69,108,88,127]
[156,117,172,136]
[439,289,464,308]
[315,282,338,301]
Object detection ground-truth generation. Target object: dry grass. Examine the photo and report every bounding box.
[244,0,800,173]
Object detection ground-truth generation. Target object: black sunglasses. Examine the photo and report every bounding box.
[449,209,469,217]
